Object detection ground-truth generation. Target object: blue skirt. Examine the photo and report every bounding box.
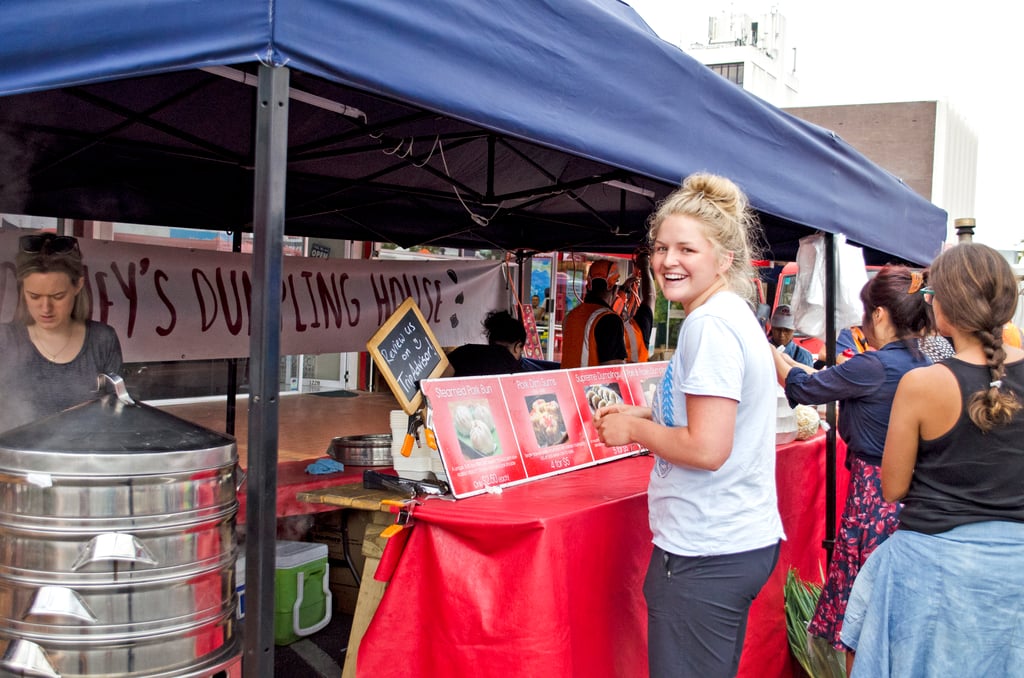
[841,521,1024,677]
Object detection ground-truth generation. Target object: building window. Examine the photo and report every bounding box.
[708,62,744,87]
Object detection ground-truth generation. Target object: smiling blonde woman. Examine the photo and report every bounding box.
[594,173,782,678]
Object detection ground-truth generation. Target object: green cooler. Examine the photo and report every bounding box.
[274,540,332,645]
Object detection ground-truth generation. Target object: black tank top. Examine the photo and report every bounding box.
[899,357,1024,534]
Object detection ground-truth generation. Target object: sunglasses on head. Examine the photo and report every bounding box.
[19,233,80,255]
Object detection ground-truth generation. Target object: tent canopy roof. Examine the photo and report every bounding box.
[0,0,946,263]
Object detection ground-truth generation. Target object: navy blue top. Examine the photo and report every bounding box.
[784,341,930,466]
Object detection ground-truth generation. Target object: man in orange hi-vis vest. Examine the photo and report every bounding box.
[621,248,655,363]
[561,257,653,368]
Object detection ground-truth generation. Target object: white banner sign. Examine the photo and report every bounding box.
[0,232,508,362]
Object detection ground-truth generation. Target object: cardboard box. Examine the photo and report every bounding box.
[310,511,391,615]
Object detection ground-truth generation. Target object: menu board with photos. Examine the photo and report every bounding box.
[422,361,667,498]
[622,361,669,408]
[519,302,544,359]
[499,371,593,477]
[421,377,528,495]
[567,366,644,460]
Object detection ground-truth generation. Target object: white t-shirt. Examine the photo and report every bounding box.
[649,291,784,556]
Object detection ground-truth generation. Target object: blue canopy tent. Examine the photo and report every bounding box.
[0,1,947,674]
[0,0,945,262]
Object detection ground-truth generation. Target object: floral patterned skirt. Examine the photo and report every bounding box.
[806,457,901,650]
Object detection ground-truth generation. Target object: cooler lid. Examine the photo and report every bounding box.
[275,540,328,569]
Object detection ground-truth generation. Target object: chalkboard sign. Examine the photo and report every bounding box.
[366,297,450,414]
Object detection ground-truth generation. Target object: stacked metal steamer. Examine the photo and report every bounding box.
[0,376,241,677]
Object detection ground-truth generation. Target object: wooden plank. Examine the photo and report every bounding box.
[341,553,388,678]
[342,520,393,678]
[157,391,399,465]
[297,484,407,511]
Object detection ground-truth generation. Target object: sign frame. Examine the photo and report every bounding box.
[366,296,450,414]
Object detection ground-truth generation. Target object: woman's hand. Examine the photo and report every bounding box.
[772,343,814,382]
[593,404,650,447]
[771,345,793,383]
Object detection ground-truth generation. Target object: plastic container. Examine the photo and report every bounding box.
[776,385,798,446]
[274,541,332,645]
[235,557,246,620]
[234,541,332,646]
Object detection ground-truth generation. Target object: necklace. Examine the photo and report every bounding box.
[29,326,75,362]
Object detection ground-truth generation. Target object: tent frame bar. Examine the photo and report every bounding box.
[242,64,289,678]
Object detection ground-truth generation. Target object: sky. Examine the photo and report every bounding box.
[624,0,1024,251]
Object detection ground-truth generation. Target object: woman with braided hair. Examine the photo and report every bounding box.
[841,242,1024,676]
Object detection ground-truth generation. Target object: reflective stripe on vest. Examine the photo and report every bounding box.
[579,306,615,367]
[624,318,649,363]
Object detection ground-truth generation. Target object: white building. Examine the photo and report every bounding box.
[688,8,800,107]
[685,8,977,246]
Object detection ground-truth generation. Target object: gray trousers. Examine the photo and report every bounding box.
[644,541,780,678]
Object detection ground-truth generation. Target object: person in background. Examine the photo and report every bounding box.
[530,293,549,326]
[594,172,783,677]
[445,310,527,377]
[839,325,870,355]
[768,305,814,367]
[842,243,1024,676]
[772,265,932,659]
[0,232,123,432]
[620,247,656,363]
[559,259,628,368]
[814,325,871,369]
[918,325,955,364]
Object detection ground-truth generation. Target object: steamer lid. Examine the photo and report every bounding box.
[0,389,236,475]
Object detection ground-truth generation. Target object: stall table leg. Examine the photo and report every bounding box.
[342,521,389,678]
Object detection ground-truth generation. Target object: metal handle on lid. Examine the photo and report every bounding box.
[96,373,136,406]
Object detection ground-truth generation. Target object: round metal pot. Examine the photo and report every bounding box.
[327,433,392,466]
[0,507,236,582]
[0,375,240,677]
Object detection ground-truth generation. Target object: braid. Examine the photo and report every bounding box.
[966,326,1021,432]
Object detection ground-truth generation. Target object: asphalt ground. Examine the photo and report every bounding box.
[272,610,353,677]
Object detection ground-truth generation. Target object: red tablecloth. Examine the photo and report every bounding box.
[362,455,653,678]
[237,458,380,524]
[357,432,848,678]
[738,433,849,678]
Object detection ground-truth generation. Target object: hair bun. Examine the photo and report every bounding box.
[682,172,747,218]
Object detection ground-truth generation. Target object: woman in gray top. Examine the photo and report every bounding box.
[0,233,122,431]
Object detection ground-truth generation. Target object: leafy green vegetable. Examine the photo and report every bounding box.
[783,568,846,678]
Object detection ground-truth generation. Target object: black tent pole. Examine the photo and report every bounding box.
[823,232,838,560]
[225,230,243,436]
[243,63,289,678]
